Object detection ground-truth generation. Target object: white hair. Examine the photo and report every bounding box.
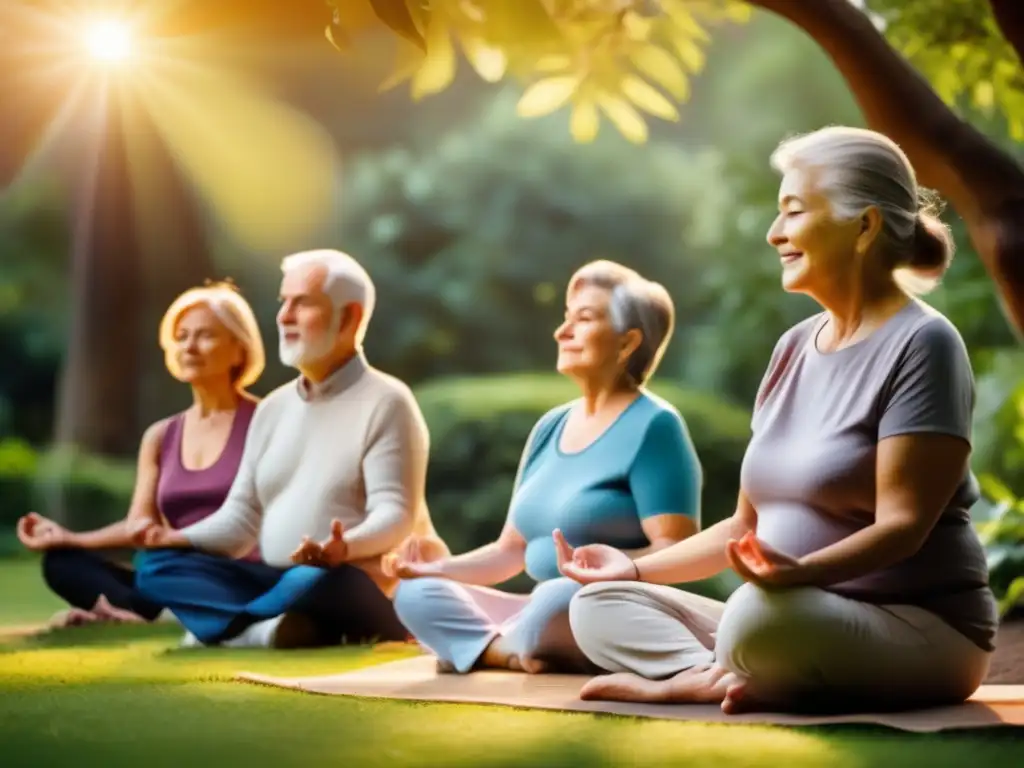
[280,249,376,342]
[159,282,266,389]
[569,260,676,386]
[770,126,955,295]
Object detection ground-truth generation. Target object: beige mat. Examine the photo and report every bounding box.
[238,655,1024,732]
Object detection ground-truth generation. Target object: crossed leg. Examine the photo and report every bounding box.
[569,581,991,714]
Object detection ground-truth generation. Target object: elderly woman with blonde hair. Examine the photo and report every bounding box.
[16,280,266,628]
[389,259,703,674]
[560,126,997,715]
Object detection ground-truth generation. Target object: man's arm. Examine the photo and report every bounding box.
[343,387,429,562]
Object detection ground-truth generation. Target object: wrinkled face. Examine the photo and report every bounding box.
[554,284,629,380]
[766,166,865,296]
[171,304,244,384]
[276,264,338,368]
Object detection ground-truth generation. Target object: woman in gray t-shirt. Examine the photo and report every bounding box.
[554,126,998,715]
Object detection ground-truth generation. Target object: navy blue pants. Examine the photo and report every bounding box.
[135,549,408,645]
[41,548,165,621]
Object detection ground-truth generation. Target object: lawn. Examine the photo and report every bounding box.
[1,557,1022,767]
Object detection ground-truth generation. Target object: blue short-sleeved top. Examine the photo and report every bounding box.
[509,392,702,582]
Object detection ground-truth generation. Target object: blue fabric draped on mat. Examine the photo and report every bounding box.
[134,549,407,645]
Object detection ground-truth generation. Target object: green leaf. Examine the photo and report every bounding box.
[370,0,426,50]
[325,24,347,52]
[621,75,680,121]
[629,44,690,101]
[461,35,508,83]
[597,94,648,144]
[516,76,580,118]
[569,100,599,143]
[411,14,457,99]
[998,575,1024,616]
[979,473,1017,505]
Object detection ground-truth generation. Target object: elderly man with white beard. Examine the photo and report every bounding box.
[132,249,447,648]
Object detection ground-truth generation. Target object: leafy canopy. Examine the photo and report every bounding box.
[326,0,751,144]
[327,0,1024,143]
[864,0,1024,140]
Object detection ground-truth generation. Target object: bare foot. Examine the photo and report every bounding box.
[48,607,100,629]
[721,678,774,715]
[581,665,733,704]
[92,595,145,624]
[476,637,550,674]
[479,636,517,671]
[508,654,550,675]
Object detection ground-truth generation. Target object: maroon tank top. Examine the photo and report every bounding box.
[156,399,260,561]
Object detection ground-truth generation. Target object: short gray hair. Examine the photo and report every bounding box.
[770,126,954,295]
[281,249,376,342]
[568,260,675,386]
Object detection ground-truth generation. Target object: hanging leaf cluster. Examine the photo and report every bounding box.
[324,0,752,144]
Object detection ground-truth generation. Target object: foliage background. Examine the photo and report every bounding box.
[2,5,1023,605]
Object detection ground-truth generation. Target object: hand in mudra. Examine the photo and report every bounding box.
[128,518,186,549]
[16,512,71,551]
[553,529,638,584]
[726,531,804,590]
[290,519,348,568]
[384,536,447,580]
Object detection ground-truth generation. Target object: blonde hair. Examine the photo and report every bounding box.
[770,126,954,295]
[159,280,265,389]
[568,260,676,386]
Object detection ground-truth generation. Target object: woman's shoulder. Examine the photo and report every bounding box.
[139,415,177,461]
[889,301,971,372]
[631,393,691,440]
[532,401,573,437]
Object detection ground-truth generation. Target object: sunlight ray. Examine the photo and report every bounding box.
[130,59,338,251]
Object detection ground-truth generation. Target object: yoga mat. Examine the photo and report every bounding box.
[238,655,1024,732]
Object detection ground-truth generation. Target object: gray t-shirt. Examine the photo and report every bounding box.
[742,299,997,651]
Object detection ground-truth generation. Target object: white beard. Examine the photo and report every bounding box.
[278,328,336,369]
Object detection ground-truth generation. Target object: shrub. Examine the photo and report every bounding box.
[0,439,135,556]
[975,475,1024,617]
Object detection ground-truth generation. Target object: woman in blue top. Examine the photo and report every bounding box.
[390,259,703,674]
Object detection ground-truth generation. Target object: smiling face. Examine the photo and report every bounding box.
[171,304,245,385]
[766,166,868,298]
[554,284,633,382]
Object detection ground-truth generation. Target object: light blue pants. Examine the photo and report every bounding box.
[393,577,597,674]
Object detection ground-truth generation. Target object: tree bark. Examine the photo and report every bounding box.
[746,0,1024,333]
[989,0,1024,66]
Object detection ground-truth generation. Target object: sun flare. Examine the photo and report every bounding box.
[84,19,133,63]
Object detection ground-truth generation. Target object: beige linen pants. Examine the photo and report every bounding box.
[569,581,991,709]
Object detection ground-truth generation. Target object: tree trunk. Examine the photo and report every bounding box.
[55,88,143,457]
[746,0,1024,334]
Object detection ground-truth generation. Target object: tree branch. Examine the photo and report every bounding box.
[746,0,1024,217]
[989,0,1024,67]
[746,0,1024,334]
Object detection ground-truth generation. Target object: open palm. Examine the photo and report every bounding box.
[553,529,637,584]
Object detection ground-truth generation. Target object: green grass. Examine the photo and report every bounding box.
[1,557,1022,767]
[0,555,65,626]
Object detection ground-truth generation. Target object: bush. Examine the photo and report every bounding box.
[975,475,1024,617]
[0,439,134,556]
[416,373,751,596]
